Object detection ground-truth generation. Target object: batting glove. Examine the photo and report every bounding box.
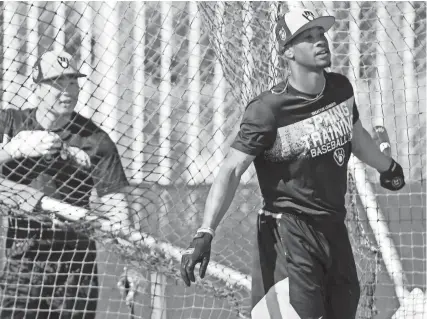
[380,159,405,191]
[180,230,213,287]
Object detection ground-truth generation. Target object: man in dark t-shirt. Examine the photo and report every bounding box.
[0,51,131,319]
[181,8,405,319]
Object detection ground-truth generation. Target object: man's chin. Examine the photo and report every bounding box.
[319,60,332,68]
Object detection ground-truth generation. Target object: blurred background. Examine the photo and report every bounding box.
[0,1,425,319]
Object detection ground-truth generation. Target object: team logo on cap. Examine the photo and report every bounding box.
[302,10,315,21]
[278,26,287,41]
[57,56,69,69]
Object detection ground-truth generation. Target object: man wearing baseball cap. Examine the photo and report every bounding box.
[0,50,132,318]
[180,8,405,319]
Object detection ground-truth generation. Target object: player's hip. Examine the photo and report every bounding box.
[255,209,334,266]
[252,209,359,318]
[261,197,347,222]
[256,208,352,256]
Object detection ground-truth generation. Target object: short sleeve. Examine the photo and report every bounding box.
[231,98,277,156]
[91,137,129,197]
[0,109,15,144]
[353,100,359,124]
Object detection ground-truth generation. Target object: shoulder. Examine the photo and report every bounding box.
[243,92,277,125]
[325,71,353,92]
[72,113,117,155]
[245,81,290,115]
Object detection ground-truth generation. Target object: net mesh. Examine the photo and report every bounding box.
[0,1,425,318]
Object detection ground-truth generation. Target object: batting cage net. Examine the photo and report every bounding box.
[0,1,425,319]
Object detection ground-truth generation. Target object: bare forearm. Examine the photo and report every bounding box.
[201,165,242,231]
[96,192,133,233]
[353,126,392,172]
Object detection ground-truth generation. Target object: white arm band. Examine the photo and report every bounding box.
[196,226,215,238]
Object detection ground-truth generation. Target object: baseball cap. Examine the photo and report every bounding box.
[32,50,86,83]
[275,8,335,52]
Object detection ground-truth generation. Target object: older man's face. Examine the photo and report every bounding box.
[36,76,80,115]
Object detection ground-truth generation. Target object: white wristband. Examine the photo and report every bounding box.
[379,142,391,153]
[196,227,215,238]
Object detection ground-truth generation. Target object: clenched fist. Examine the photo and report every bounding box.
[60,145,91,168]
[379,159,405,191]
[4,130,62,159]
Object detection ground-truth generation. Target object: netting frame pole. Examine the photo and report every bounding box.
[375,2,391,128]
[0,1,12,273]
[402,1,418,180]
[27,2,39,74]
[131,1,146,184]
[149,4,170,317]
[26,1,40,109]
[348,1,360,87]
[241,1,254,106]
[52,1,66,52]
[2,2,19,110]
[77,1,95,120]
[93,2,120,144]
[211,2,226,182]
[269,2,279,87]
[240,1,254,184]
[185,1,202,186]
[158,1,173,186]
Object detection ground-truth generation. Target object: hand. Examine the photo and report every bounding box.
[180,231,213,287]
[60,145,91,168]
[117,266,147,308]
[4,130,62,159]
[380,159,405,191]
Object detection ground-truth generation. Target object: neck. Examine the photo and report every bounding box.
[36,105,72,131]
[288,66,325,95]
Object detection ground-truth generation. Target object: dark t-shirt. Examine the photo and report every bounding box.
[231,72,359,220]
[0,108,129,241]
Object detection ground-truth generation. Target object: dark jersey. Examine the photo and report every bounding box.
[0,108,129,239]
[231,72,359,220]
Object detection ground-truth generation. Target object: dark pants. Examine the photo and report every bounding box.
[0,219,99,319]
[251,210,360,319]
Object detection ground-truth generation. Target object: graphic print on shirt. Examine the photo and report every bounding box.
[264,96,354,163]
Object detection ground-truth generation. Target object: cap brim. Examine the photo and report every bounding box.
[285,16,335,45]
[40,72,87,82]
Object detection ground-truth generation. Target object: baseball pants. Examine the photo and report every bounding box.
[0,219,99,319]
[251,210,360,319]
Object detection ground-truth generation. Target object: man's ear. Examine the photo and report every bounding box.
[283,45,294,60]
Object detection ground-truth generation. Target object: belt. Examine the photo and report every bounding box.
[258,209,283,219]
